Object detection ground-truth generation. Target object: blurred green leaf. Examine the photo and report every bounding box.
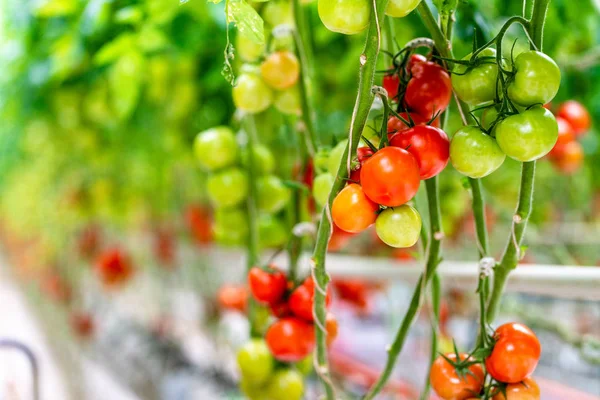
[94,33,137,66]
[138,25,170,52]
[227,0,265,45]
[115,6,144,26]
[109,51,146,120]
[35,0,78,17]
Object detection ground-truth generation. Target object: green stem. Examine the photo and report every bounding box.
[245,114,261,337]
[311,1,389,398]
[292,0,319,155]
[417,2,451,59]
[287,189,302,284]
[364,177,443,400]
[469,178,489,258]
[420,272,441,400]
[383,16,395,63]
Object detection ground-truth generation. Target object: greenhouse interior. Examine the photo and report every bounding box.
[0,0,599,399]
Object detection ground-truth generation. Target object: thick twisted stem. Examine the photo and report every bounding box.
[310,1,389,398]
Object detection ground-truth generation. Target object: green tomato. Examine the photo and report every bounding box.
[193,126,238,171]
[263,0,293,26]
[318,0,371,35]
[213,208,248,245]
[327,139,348,176]
[256,175,291,213]
[450,126,505,178]
[207,168,249,208]
[312,173,334,208]
[237,339,274,385]
[258,214,289,248]
[314,147,331,174]
[452,48,499,106]
[296,355,313,376]
[507,50,560,107]
[233,72,273,114]
[266,369,304,400]
[495,106,558,162]
[375,205,422,248]
[236,34,265,63]
[274,85,301,116]
[481,106,500,131]
[239,377,267,400]
[241,144,275,175]
[385,0,421,17]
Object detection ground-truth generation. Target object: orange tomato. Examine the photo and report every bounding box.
[260,51,300,90]
[331,184,379,233]
[492,377,540,400]
[430,353,484,400]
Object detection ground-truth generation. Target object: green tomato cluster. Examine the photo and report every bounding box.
[236,339,306,400]
[194,127,290,248]
[450,50,560,178]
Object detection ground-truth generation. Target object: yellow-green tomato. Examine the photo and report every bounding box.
[375,205,422,248]
[266,369,304,400]
[239,377,266,400]
[213,208,248,246]
[450,126,505,178]
[207,167,249,208]
[313,173,334,208]
[386,0,421,17]
[256,175,291,213]
[507,50,561,107]
[241,144,275,175]
[193,126,238,171]
[233,73,273,114]
[258,214,289,248]
[263,0,293,26]
[318,0,371,35]
[327,139,348,176]
[236,34,265,63]
[452,48,499,106]
[495,106,558,162]
[274,85,301,116]
[237,339,274,385]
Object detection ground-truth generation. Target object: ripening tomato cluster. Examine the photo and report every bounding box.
[313,54,453,248]
[546,100,591,174]
[237,265,337,400]
[431,322,542,400]
[450,49,561,179]
[193,126,291,248]
[318,0,422,35]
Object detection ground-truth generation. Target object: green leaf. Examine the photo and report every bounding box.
[227,0,265,45]
[94,33,137,66]
[115,6,144,25]
[35,0,78,17]
[138,25,170,52]
[108,51,146,120]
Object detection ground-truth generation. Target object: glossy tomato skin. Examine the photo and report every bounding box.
[492,377,540,400]
[260,51,300,90]
[495,106,558,162]
[237,339,274,385]
[386,0,421,17]
[390,125,450,179]
[248,266,288,305]
[405,61,452,120]
[267,369,304,400]
[332,183,379,233]
[233,72,273,113]
[193,126,238,171]
[206,167,249,208]
[289,276,332,321]
[452,48,499,106]
[387,111,438,136]
[485,323,541,384]
[557,100,591,136]
[507,51,560,107]
[450,126,505,178]
[383,72,400,100]
[430,353,484,400]
[375,205,422,248]
[265,317,315,362]
[349,146,374,182]
[360,147,420,207]
[317,0,371,35]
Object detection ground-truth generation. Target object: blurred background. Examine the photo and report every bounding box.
[0,0,599,399]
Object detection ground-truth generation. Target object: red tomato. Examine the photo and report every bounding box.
[390,125,449,179]
[387,112,438,137]
[217,284,248,312]
[548,116,575,156]
[328,224,356,252]
[485,323,541,383]
[332,279,370,311]
[70,312,95,340]
[405,61,452,120]
[185,205,213,244]
[270,300,292,318]
[332,184,379,233]
[383,72,400,100]
[492,377,540,400]
[430,353,484,400]
[248,266,288,305]
[349,146,374,183]
[407,53,427,70]
[557,100,591,136]
[95,248,134,288]
[550,140,584,174]
[360,147,420,206]
[289,276,332,321]
[326,313,338,346]
[265,317,315,362]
